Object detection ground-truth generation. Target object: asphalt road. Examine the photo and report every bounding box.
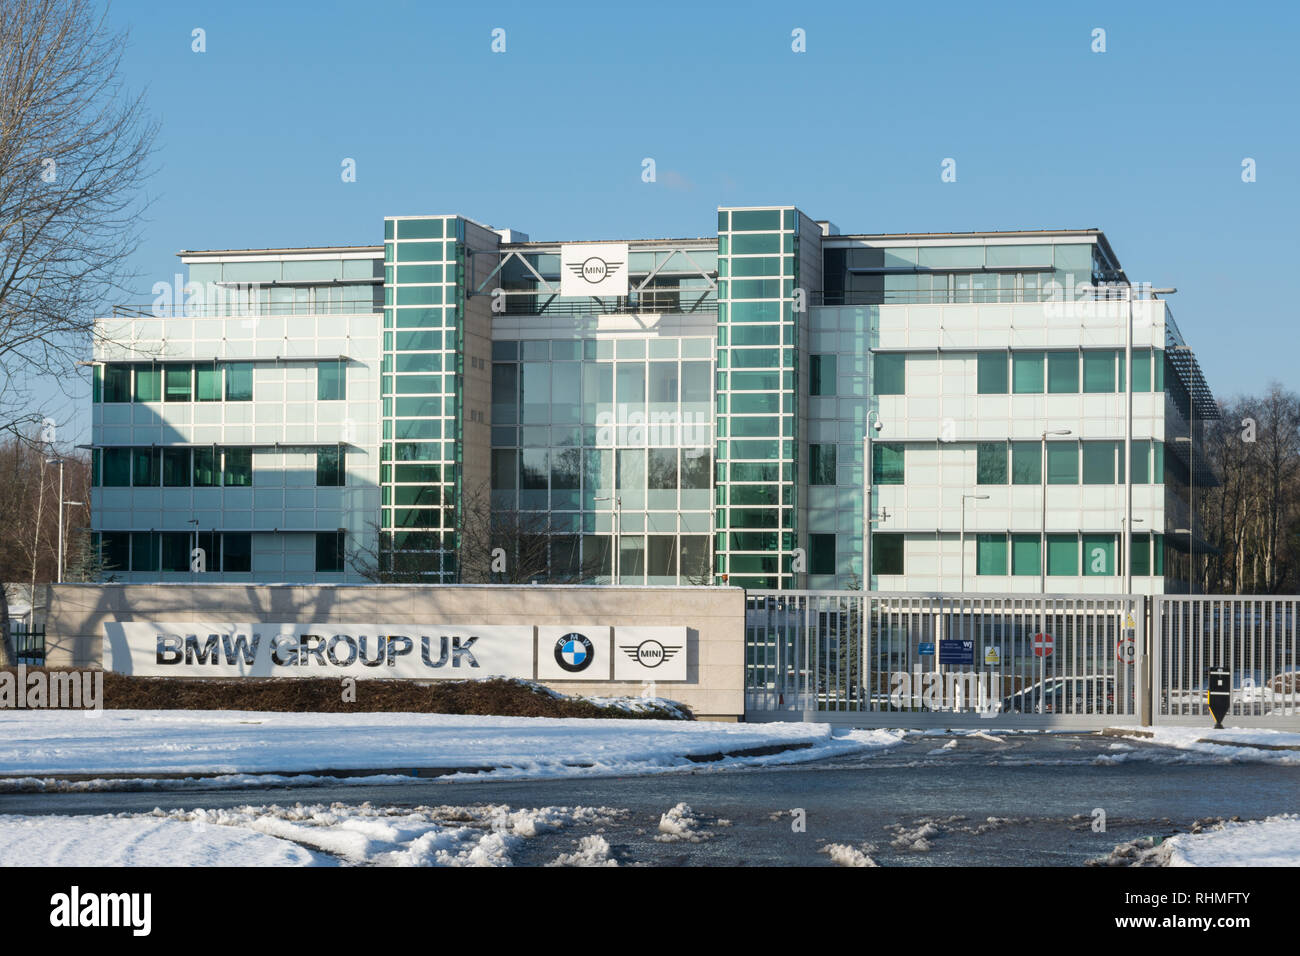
[3,732,1296,865]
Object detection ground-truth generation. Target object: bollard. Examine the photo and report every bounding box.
[1207,666,1231,730]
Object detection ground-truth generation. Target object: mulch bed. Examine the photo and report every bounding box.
[0,669,692,720]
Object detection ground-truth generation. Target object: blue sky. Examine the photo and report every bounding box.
[42,0,1299,445]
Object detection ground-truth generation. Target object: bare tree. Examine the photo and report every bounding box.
[0,0,157,661]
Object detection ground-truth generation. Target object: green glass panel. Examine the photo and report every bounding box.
[164,365,191,402]
[1083,351,1116,392]
[1131,533,1151,576]
[729,210,781,231]
[1011,534,1040,575]
[873,353,905,395]
[1011,442,1041,484]
[1081,441,1117,484]
[976,534,1008,575]
[1046,535,1078,575]
[1082,534,1115,576]
[977,352,1008,394]
[195,366,221,401]
[1012,352,1044,393]
[397,218,444,239]
[133,366,160,402]
[225,363,253,401]
[1131,348,1152,391]
[1047,351,1079,392]
[809,444,836,485]
[977,442,1007,484]
[223,447,252,486]
[1046,443,1078,484]
[872,443,904,484]
[872,534,904,575]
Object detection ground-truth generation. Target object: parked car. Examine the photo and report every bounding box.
[1000,676,1115,715]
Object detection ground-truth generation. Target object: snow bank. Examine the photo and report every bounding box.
[0,711,905,783]
[1106,726,1300,764]
[1163,814,1300,867]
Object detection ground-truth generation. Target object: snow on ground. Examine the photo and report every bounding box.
[0,813,325,867]
[0,802,628,867]
[1163,814,1300,867]
[0,711,905,785]
[1104,726,1300,764]
[820,842,878,867]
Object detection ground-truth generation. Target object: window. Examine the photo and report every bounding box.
[130,532,158,572]
[1082,441,1117,484]
[194,447,218,486]
[977,352,1008,393]
[225,363,253,401]
[1082,351,1116,392]
[316,447,345,487]
[977,443,1007,484]
[195,364,222,401]
[1046,443,1078,484]
[872,533,904,575]
[809,533,836,575]
[102,447,131,486]
[1082,534,1115,576]
[132,448,160,487]
[318,361,346,400]
[162,448,191,487]
[1130,533,1151,576]
[1131,349,1152,391]
[1011,534,1040,576]
[810,354,836,396]
[1047,351,1079,393]
[873,353,905,395]
[1012,352,1044,393]
[161,533,190,572]
[1046,535,1078,576]
[809,444,836,485]
[316,531,345,573]
[223,533,252,572]
[164,365,192,402]
[223,447,253,486]
[1011,442,1041,484]
[976,534,1008,575]
[1130,440,1150,483]
[872,443,904,484]
[100,533,130,573]
[103,365,131,402]
[134,365,161,402]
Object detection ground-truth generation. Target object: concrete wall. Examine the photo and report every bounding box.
[44,584,747,720]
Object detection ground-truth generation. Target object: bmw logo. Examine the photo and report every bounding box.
[554,633,595,673]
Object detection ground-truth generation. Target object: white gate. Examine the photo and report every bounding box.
[745,591,1144,729]
[1153,596,1300,727]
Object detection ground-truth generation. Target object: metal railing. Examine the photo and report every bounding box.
[112,302,379,318]
[10,622,45,666]
[745,591,1143,726]
[1153,596,1299,725]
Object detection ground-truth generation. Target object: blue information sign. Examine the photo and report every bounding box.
[939,639,974,665]
[918,642,935,656]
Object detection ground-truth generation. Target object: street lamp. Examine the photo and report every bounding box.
[960,493,990,592]
[1039,429,1072,593]
[595,496,621,584]
[863,410,883,590]
[45,457,67,583]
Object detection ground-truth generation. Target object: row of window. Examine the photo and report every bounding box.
[96,531,345,574]
[835,532,1167,577]
[93,361,347,404]
[93,447,346,488]
[807,440,1166,487]
[824,349,1167,398]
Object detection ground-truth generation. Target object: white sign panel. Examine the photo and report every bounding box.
[559,243,629,297]
[536,626,611,681]
[613,626,688,682]
[103,622,535,679]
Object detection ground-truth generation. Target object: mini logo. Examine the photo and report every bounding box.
[619,639,681,669]
[555,633,595,672]
[568,256,622,285]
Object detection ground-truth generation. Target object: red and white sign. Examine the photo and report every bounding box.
[1117,636,1137,664]
[1033,633,1054,657]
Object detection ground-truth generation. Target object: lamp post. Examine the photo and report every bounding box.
[960,493,989,593]
[1039,429,1072,593]
[863,410,883,590]
[45,458,66,583]
[595,496,621,584]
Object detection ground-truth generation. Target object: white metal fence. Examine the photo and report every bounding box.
[1153,596,1299,726]
[745,591,1144,728]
